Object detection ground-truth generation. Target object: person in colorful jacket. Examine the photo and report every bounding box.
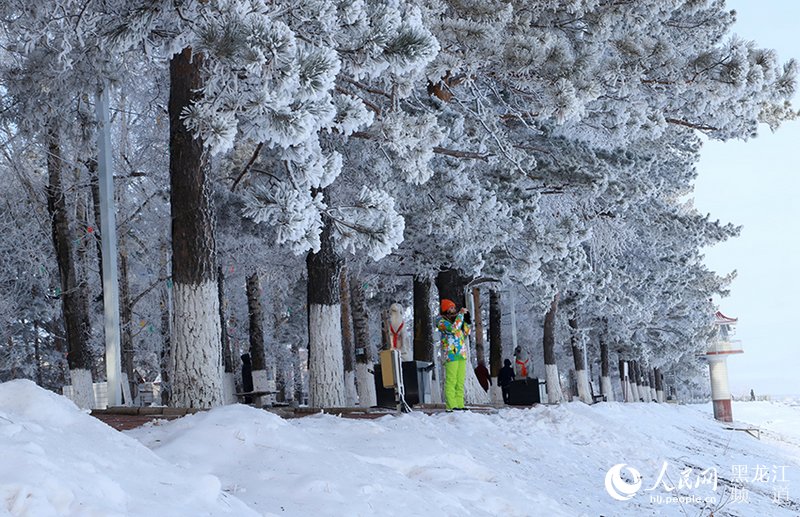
[437,298,471,411]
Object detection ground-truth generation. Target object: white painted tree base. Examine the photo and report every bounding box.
[545,364,563,404]
[223,372,237,405]
[489,380,503,405]
[355,363,376,407]
[171,281,225,408]
[650,388,657,403]
[252,369,270,406]
[575,368,592,404]
[69,369,95,410]
[308,304,346,408]
[601,376,614,402]
[657,389,664,403]
[344,370,357,406]
[632,383,641,402]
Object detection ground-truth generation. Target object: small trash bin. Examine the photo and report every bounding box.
[507,378,541,405]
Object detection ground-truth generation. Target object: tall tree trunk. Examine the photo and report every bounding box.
[380,307,391,351]
[472,288,485,364]
[654,367,664,403]
[648,366,657,403]
[246,272,266,371]
[636,360,646,401]
[488,289,503,403]
[351,273,376,407]
[542,293,562,404]
[87,159,106,301]
[618,358,627,402]
[339,266,357,405]
[246,271,270,405]
[218,266,236,404]
[169,47,224,408]
[630,360,641,402]
[46,124,94,409]
[306,209,346,408]
[34,320,43,386]
[568,315,591,404]
[412,276,434,363]
[75,188,103,382]
[118,230,137,403]
[599,331,614,401]
[159,241,172,406]
[292,341,303,404]
[488,290,502,377]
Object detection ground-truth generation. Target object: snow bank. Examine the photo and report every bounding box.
[3,379,800,516]
[129,401,800,516]
[0,380,255,516]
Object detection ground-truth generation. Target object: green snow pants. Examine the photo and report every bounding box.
[444,359,466,410]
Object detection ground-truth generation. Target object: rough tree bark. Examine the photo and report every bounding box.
[169,47,224,408]
[34,320,43,386]
[380,307,390,351]
[542,293,563,404]
[159,241,172,406]
[640,360,650,402]
[118,230,137,402]
[568,315,591,404]
[599,330,614,402]
[218,266,236,404]
[292,341,303,405]
[351,273,376,407]
[339,266,357,405]
[488,289,503,403]
[412,276,434,363]
[246,271,270,405]
[74,188,96,379]
[87,159,106,302]
[619,357,633,402]
[46,123,94,409]
[630,360,641,402]
[654,367,664,403]
[306,208,346,408]
[648,366,658,403]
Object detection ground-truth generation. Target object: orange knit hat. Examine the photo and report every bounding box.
[440,299,456,313]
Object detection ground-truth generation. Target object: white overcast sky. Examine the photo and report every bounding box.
[693,0,800,396]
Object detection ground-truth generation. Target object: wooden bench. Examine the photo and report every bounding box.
[235,391,274,405]
[589,381,606,404]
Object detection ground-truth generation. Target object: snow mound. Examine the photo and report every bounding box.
[4,379,800,516]
[129,400,800,517]
[0,380,256,516]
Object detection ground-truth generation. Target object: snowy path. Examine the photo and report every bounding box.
[2,380,800,516]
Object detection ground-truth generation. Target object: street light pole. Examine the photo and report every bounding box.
[96,84,123,407]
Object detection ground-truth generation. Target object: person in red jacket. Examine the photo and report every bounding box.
[474,361,491,392]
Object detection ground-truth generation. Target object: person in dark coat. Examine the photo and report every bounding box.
[498,358,515,404]
[474,361,491,392]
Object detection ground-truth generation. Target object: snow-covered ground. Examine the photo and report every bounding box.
[2,379,799,516]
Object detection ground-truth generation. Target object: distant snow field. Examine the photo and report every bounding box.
[1,379,799,516]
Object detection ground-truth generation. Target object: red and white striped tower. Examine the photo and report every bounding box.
[705,311,743,422]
